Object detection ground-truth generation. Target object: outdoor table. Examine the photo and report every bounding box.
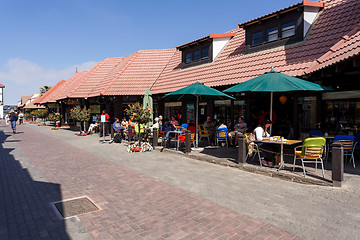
[258,139,302,171]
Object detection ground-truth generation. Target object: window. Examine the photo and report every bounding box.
[266,27,278,42]
[201,47,209,59]
[193,50,201,62]
[252,31,263,46]
[185,52,192,64]
[282,21,295,38]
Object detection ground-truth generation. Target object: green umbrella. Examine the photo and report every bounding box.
[163,81,235,147]
[143,88,153,127]
[224,69,327,133]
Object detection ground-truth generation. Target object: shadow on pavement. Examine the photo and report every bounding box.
[0,128,71,239]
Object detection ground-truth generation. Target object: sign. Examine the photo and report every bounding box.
[186,104,195,122]
[101,115,106,122]
[201,108,204,115]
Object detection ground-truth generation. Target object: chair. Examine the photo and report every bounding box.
[198,125,210,144]
[245,135,262,166]
[216,128,228,147]
[329,135,355,168]
[188,126,196,133]
[308,130,323,137]
[178,133,195,149]
[293,137,326,178]
[180,123,188,131]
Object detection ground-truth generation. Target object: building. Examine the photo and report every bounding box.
[0,84,4,118]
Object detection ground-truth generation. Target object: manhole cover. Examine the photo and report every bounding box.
[54,197,99,218]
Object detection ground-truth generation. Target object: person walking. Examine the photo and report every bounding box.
[100,110,110,137]
[18,112,24,125]
[5,113,10,125]
[10,110,18,133]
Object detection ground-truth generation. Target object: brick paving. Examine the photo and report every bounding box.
[1,122,299,239]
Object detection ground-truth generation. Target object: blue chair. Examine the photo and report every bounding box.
[331,135,355,168]
[216,127,228,147]
[309,130,323,137]
[180,123,188,131]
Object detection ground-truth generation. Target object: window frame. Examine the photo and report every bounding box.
[281,21,296,39]
[251,31,264,46]
[266,26,279,42]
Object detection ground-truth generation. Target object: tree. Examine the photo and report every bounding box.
[33,109,48,123]
[69,107,90,133]
[40,86,52,94]
[125,102,152,143]
[48,112,61,127]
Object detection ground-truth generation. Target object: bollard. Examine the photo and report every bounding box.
[332,142,344,187]
[238,134,247,164]
[185,131,191,153]
[111,126,114,139]
[128,126,133,142]
[152,128,158,149]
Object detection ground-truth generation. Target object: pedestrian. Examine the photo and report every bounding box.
[10,110,18,133]
[5,113,10,125]
[100,110,110,137]
[18,112,24,125]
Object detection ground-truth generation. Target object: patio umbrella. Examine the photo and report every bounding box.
[223,68,327,133]
[143,88,153,127]
[163,81,235,147]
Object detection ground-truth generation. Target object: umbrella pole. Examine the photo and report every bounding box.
[196,95,199,148]
[270,92,273,135]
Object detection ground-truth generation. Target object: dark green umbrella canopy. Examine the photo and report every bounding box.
[163,81,235,101]
[223,69,326,93]
[163,81,234,147]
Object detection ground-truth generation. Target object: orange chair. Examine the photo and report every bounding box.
[198,125,210,144]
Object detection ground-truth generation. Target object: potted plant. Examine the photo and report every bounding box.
[69,107,90,135]
[48,112,61,129]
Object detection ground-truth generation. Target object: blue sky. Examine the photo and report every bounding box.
[0,0,299,105]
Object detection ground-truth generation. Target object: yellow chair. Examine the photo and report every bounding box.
[293,137,326,178]
[198,125,210,144]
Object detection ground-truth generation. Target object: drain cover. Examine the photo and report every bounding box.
[54,197,99,218]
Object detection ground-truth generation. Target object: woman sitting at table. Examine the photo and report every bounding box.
[254,119,277,167]
[170,116,179,127]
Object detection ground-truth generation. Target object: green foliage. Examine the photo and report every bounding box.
[48,112,61,123]
[125,102,152,125]
[40,86,52,94]
[32,109,48,119]
[69,107,90,122]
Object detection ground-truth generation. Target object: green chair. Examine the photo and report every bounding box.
[293,137,326,178]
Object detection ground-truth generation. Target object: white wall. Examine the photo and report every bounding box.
[213,37,231,60]
[304,6,320,37]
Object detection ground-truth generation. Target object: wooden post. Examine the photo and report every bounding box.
[238,135,247,164]
[332,142,344,187]
[185,131,191,153]
[152,128,158,149]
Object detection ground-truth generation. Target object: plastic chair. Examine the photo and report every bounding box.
[188,126,196,133]
[309,130,323,137]
[330,135,355,168]
[180,123,188,131]
[198,125,210,144]
[293,137,326,178]
[178,133,195,149]
[216,128,228,147]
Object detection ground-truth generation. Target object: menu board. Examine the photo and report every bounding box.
[187,104,195,122]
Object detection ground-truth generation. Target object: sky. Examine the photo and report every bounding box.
[0,0,300,105]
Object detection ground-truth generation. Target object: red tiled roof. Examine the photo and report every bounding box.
[63,49,175,98]
[238,0,325,28]
[55,71,89,100]
[20,96,31,107]
[34,80,66,104]
[0,84,4,88]
[24,94,45,109]
[177,33,236,50]
[101,49,176,96]
[306,23,360,73]
[151,0,360,94]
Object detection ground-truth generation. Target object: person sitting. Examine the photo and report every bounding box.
[204,116,216,145]
[121,117,128,128]
[254,119,276,166]
[160,118,175,147]
[170,116,179,127]
[151,117,160,129]
[228,116,247,146]
[113,118,125,133]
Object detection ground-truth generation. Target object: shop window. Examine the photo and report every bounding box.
[282,21,295,38]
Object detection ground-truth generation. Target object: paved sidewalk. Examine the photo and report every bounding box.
[3,122,360,239]
[1,122,298,239]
